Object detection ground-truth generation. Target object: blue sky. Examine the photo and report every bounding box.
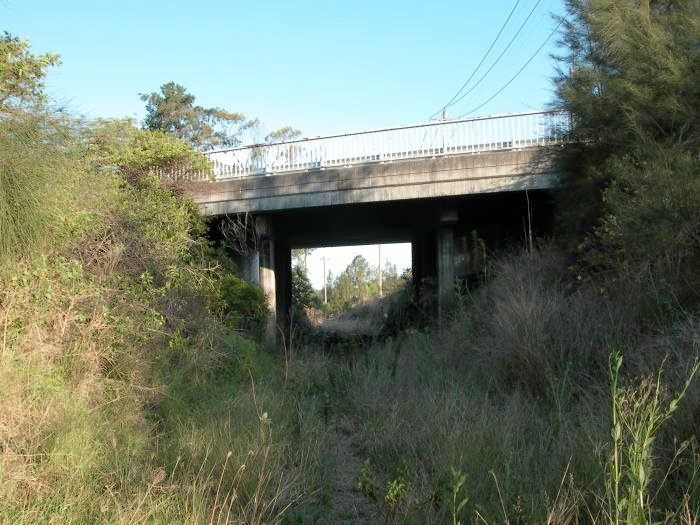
[5,1,565,136]
[4,0,566,288]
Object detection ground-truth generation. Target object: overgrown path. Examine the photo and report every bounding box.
[326,416,382,524]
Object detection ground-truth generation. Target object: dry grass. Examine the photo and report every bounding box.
[327,247,700,523]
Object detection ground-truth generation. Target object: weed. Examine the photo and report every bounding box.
[449,467,469,525]
[606,351,699,525]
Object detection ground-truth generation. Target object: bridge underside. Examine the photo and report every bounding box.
[193,148,559,346]
[210,189,554,347]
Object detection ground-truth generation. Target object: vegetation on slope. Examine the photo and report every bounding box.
[2,0,700,522]
[0,36,324,522]
[313,249,699,523]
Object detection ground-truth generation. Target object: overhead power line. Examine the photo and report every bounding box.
[444,0,543,113]
[431,0,521,120]
[458,17,566,118]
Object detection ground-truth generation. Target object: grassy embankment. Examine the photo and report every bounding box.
[0,113,327,523]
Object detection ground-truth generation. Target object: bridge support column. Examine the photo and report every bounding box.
[274,239,292,345]
[258,217,278,348]
[256,216,292,349]
[411,232,436,293]
[233,251,260,285]
[437,210,457,323]
[259,235,277,349]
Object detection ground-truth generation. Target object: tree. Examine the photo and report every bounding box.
[291,264,318,310]
[0,32,60,111]
[381,261,406,295]
[265,126,302,143]
[329,271,355,312]
[553,0,700,293]
[326,255,379,312]
[292,248,314,270]
[140,82,255,151]
[87,118,209,181]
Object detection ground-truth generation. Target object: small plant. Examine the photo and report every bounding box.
[355,458,380,500]
[384,475,410,515]
[606,351,699,525]
[449,467,469,525]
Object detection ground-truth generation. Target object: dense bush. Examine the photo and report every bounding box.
[554,0,700,305]
[218,272,268,341]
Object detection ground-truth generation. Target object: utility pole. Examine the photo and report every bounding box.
[378,245,383,298]
[323,256,327,304]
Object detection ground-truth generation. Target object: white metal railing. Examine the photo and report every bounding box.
[158,109,570,182]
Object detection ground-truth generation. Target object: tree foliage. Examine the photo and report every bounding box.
[140,82,255,151]
[86,118,209,181]
[553,0,700,293]
[0,31,60,111]
[326,255,379,312]
[265,126,302,143]
[292,248,314,269]
[381,261,406,295]
[292,264,318,310]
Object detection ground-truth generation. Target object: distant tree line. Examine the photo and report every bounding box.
[291,251,409,316]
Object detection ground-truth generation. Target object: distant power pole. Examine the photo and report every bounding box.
[323,256,328,304]
[378,245,383,298]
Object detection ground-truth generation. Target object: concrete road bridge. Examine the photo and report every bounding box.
[158,109,570,344]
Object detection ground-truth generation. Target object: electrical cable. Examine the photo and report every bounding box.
[430,0,521,120]
[457,17,565,118]
[445,0,543,112]
[458,6,548,109]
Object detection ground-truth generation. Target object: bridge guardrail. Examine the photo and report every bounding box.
[157,109,570,182]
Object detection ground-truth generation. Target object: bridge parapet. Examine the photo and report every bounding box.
[156,109,570,182]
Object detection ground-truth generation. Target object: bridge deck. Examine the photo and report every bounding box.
[189,148,558,216]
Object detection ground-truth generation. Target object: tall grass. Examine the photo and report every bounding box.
[321,248,700,523]
[605,352,699,525]
[0,111,78,263]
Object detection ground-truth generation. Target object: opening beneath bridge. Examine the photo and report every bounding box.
[290,243,412,337]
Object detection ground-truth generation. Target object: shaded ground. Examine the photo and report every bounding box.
[317,297,389,337]
[326,416,382,524]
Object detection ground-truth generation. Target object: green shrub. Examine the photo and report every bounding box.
[86,118,210,182]
[218,272,268,341]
